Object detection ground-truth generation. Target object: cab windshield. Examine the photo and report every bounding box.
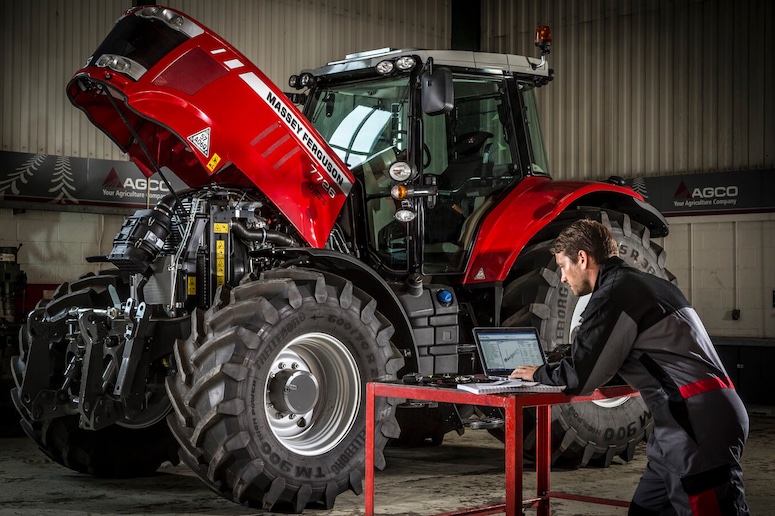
[308,77,409,168]
[308,77,410,269]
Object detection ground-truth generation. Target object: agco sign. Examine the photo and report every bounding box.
[690,186,738,199]
[673,180,739,208]
[121,178,170,192]
[101,167,176,202]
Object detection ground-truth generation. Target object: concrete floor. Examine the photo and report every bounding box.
[0,414,773,516]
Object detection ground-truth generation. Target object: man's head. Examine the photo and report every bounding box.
[549,219,618,296]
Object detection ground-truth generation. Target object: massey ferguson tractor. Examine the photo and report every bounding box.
[11,6,672,512]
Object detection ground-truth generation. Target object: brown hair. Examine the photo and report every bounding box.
[549,219,618,264]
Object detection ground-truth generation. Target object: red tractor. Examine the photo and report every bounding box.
[11,6,671,512]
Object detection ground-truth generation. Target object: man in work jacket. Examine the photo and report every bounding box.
[510,219,749,515]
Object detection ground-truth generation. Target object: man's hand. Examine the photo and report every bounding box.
[510,365,539,381]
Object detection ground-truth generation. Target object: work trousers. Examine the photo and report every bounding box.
[628,460,749,515]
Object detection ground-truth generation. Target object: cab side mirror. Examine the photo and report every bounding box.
[421,67,453,116]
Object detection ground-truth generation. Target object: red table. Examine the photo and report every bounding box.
[365,382,640,516]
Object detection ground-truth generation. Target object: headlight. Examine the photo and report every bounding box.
[110,56,132,73]
[299,72,315,88]
[288,75,299,88]
[389,161,415,182]
[95,54,131,73]
[394,207,416,222]
[376,60,395,75]
[92,53,146,80]
[395,56,416,71]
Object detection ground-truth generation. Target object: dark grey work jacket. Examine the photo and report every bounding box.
[534,257,748,476]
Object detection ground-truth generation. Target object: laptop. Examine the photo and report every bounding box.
[472,327,548,380]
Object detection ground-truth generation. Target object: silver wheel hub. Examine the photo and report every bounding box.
[269,369,319,415]
[261,332,361,456]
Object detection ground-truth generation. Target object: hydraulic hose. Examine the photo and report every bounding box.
[231,220,298,247]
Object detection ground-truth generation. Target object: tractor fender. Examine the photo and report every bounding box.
[463,176,669,284]
[277,248,418,371]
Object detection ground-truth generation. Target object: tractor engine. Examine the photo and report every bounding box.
[106,187,298,317]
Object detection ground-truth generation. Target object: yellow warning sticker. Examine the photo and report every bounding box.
[216,238,226,286]
[213,223,229,234]
[187,276,196,295]
[206,152,221,172]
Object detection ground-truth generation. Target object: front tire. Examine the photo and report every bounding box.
[501,209,669,467]
[165,268,404,512]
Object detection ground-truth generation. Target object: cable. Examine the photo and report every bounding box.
[101,83,188,222]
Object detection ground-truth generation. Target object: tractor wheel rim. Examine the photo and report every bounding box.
[263,332,361,456]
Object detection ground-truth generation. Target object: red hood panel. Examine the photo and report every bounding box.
[66,6,353,248]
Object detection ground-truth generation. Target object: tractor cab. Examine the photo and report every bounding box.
[297,45,554,277]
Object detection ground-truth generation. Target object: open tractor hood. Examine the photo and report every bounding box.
[67,5,353,247]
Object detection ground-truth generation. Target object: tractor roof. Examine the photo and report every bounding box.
[308,48,552,79]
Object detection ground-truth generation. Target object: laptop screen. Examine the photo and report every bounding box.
[473,327,547,376]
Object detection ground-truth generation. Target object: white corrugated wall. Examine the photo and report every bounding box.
[1,1,125,160]
[482,0,774,181]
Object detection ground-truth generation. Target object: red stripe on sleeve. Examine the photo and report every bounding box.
[679,376,734,399]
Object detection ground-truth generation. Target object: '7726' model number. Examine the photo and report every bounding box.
[309,168,336,199]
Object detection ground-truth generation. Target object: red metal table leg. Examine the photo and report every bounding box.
[365,383,376,516]
[504,396,521,516]
[536,404,551,516]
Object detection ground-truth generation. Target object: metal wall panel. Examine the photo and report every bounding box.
[1,0,450,161]
[482,0,775,181]
[161,0,450,88]
[1,0,127,161]
[659,213,775,339]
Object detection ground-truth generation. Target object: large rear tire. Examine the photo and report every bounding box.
[165,268,404,512]
[10,272,180,477]
[500,208,670,467]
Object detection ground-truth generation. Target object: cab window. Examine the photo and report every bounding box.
[422,75,517,273]
[308,77,411,270]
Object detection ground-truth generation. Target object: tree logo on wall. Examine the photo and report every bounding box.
[0,154,78,204]
[631,177,649,200]
[0,154,45,198]
[50,156,77,204]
